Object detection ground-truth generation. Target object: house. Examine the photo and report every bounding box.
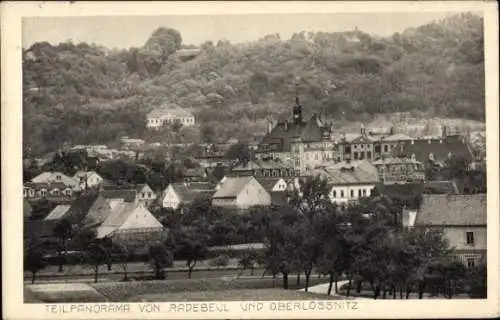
[31,171,80,190]
[391,133,474,168]
[44,204,71,221]
[211,176,271,209]
[23,182,77,202]
[146,104,195,129]
[405,194,487,269]
[161,182,215,209]
[100,189,137,209]
[372,156,425,184]
[256,97,337,174]
[73,171,103,189]
[311,160,379,205]
[135,184,157,206]
[95,203,164,244]
[255,177,289,193]
[230,159,299,178]
[62,193,113,226]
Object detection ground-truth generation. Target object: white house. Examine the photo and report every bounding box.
[311,160,379,205]
[135,184,157,206]
[404,194,486,269]
[95,203,164,243]
[31,171,80,190]
[211,176,271,209]
[73,171,103,189]
[161,182,214,210]
[255,177,289,193]
[146,104,195,129]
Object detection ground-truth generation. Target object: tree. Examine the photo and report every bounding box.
[52,218,73,272]
[237,249,259,278]
[86,242,110,283]
[24,242,47,284]
[148,242,173,279]
[171,227,209,279]
[113,243,133,281]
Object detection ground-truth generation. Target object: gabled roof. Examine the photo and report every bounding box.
[100,189,137,202]
[255,177,284,192]
[416,194,486,226]
[44,205,71,220]
[312,160,379,185]
[168,182,215,203]
[212,176,255,199]
[31,171,79,187]
[391,137,473,163]
[95,203,162,239]
[423,180,459,195]
[62,193,108,225]
[257,114,329,153]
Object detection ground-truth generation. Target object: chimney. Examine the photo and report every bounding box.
[360,123,366,135]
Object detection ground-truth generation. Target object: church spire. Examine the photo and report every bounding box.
[293,96,302,124]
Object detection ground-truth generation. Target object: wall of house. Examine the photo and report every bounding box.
[212,197,237,207]
[162,186,181,209]
[329,184,376,204]
[236,179,271,208]
[443,226,486,251]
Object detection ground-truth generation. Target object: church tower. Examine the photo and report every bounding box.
[293,96,302,124]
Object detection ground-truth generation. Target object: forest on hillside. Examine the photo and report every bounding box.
[23,13,484,156]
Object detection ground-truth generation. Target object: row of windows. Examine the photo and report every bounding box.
[353,151,372,160]
[148,117,194,124]
[332,188,372,199]
[24,188,73,197]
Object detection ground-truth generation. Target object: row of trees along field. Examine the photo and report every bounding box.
[25,176,486,299]
[23,13,484,156]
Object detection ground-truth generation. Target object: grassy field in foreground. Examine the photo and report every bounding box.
[24,276,332,303]
[130,288,344,302]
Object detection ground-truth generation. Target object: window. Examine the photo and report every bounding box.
[148,192,152,198]
[332,190,337,198]
[350,190,354,198]
[466,232,475,245]
[40,189,47,197]
[142,192,145,198]
[340,190,344,198]
[359,152,365,160]
[362,189,367,196]
[53,189,60,196]
[367,151,372,159]
[56,175,61,181]
[384,145,388,152]
[358,190,362,197]
[353,152,358,160]
[467,258,476,269]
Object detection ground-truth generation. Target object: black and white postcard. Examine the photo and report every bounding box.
[2,1,499,319]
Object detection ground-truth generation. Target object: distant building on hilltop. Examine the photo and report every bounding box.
[146,104,195,129]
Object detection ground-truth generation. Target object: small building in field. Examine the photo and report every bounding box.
[211,176,271,209]
[405,194,486,269]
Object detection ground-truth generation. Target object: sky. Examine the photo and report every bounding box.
[23,12,460,50]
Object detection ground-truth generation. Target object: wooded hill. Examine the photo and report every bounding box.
[23,13,484,156]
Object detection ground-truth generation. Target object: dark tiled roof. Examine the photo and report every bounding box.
[100,189,137,202]
[170,183,214,202]
[212,176,254,199]
[416,194,486,226]
[375,183,424,196]
[255,177,284,192]
[25,182,72,191]
[257,115,328,153]
[270,191,291,206]
[423,180,459,195]
[391,137,473,163]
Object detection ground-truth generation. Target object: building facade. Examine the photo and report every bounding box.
[146,105,195,129]
[211,176,271,209]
